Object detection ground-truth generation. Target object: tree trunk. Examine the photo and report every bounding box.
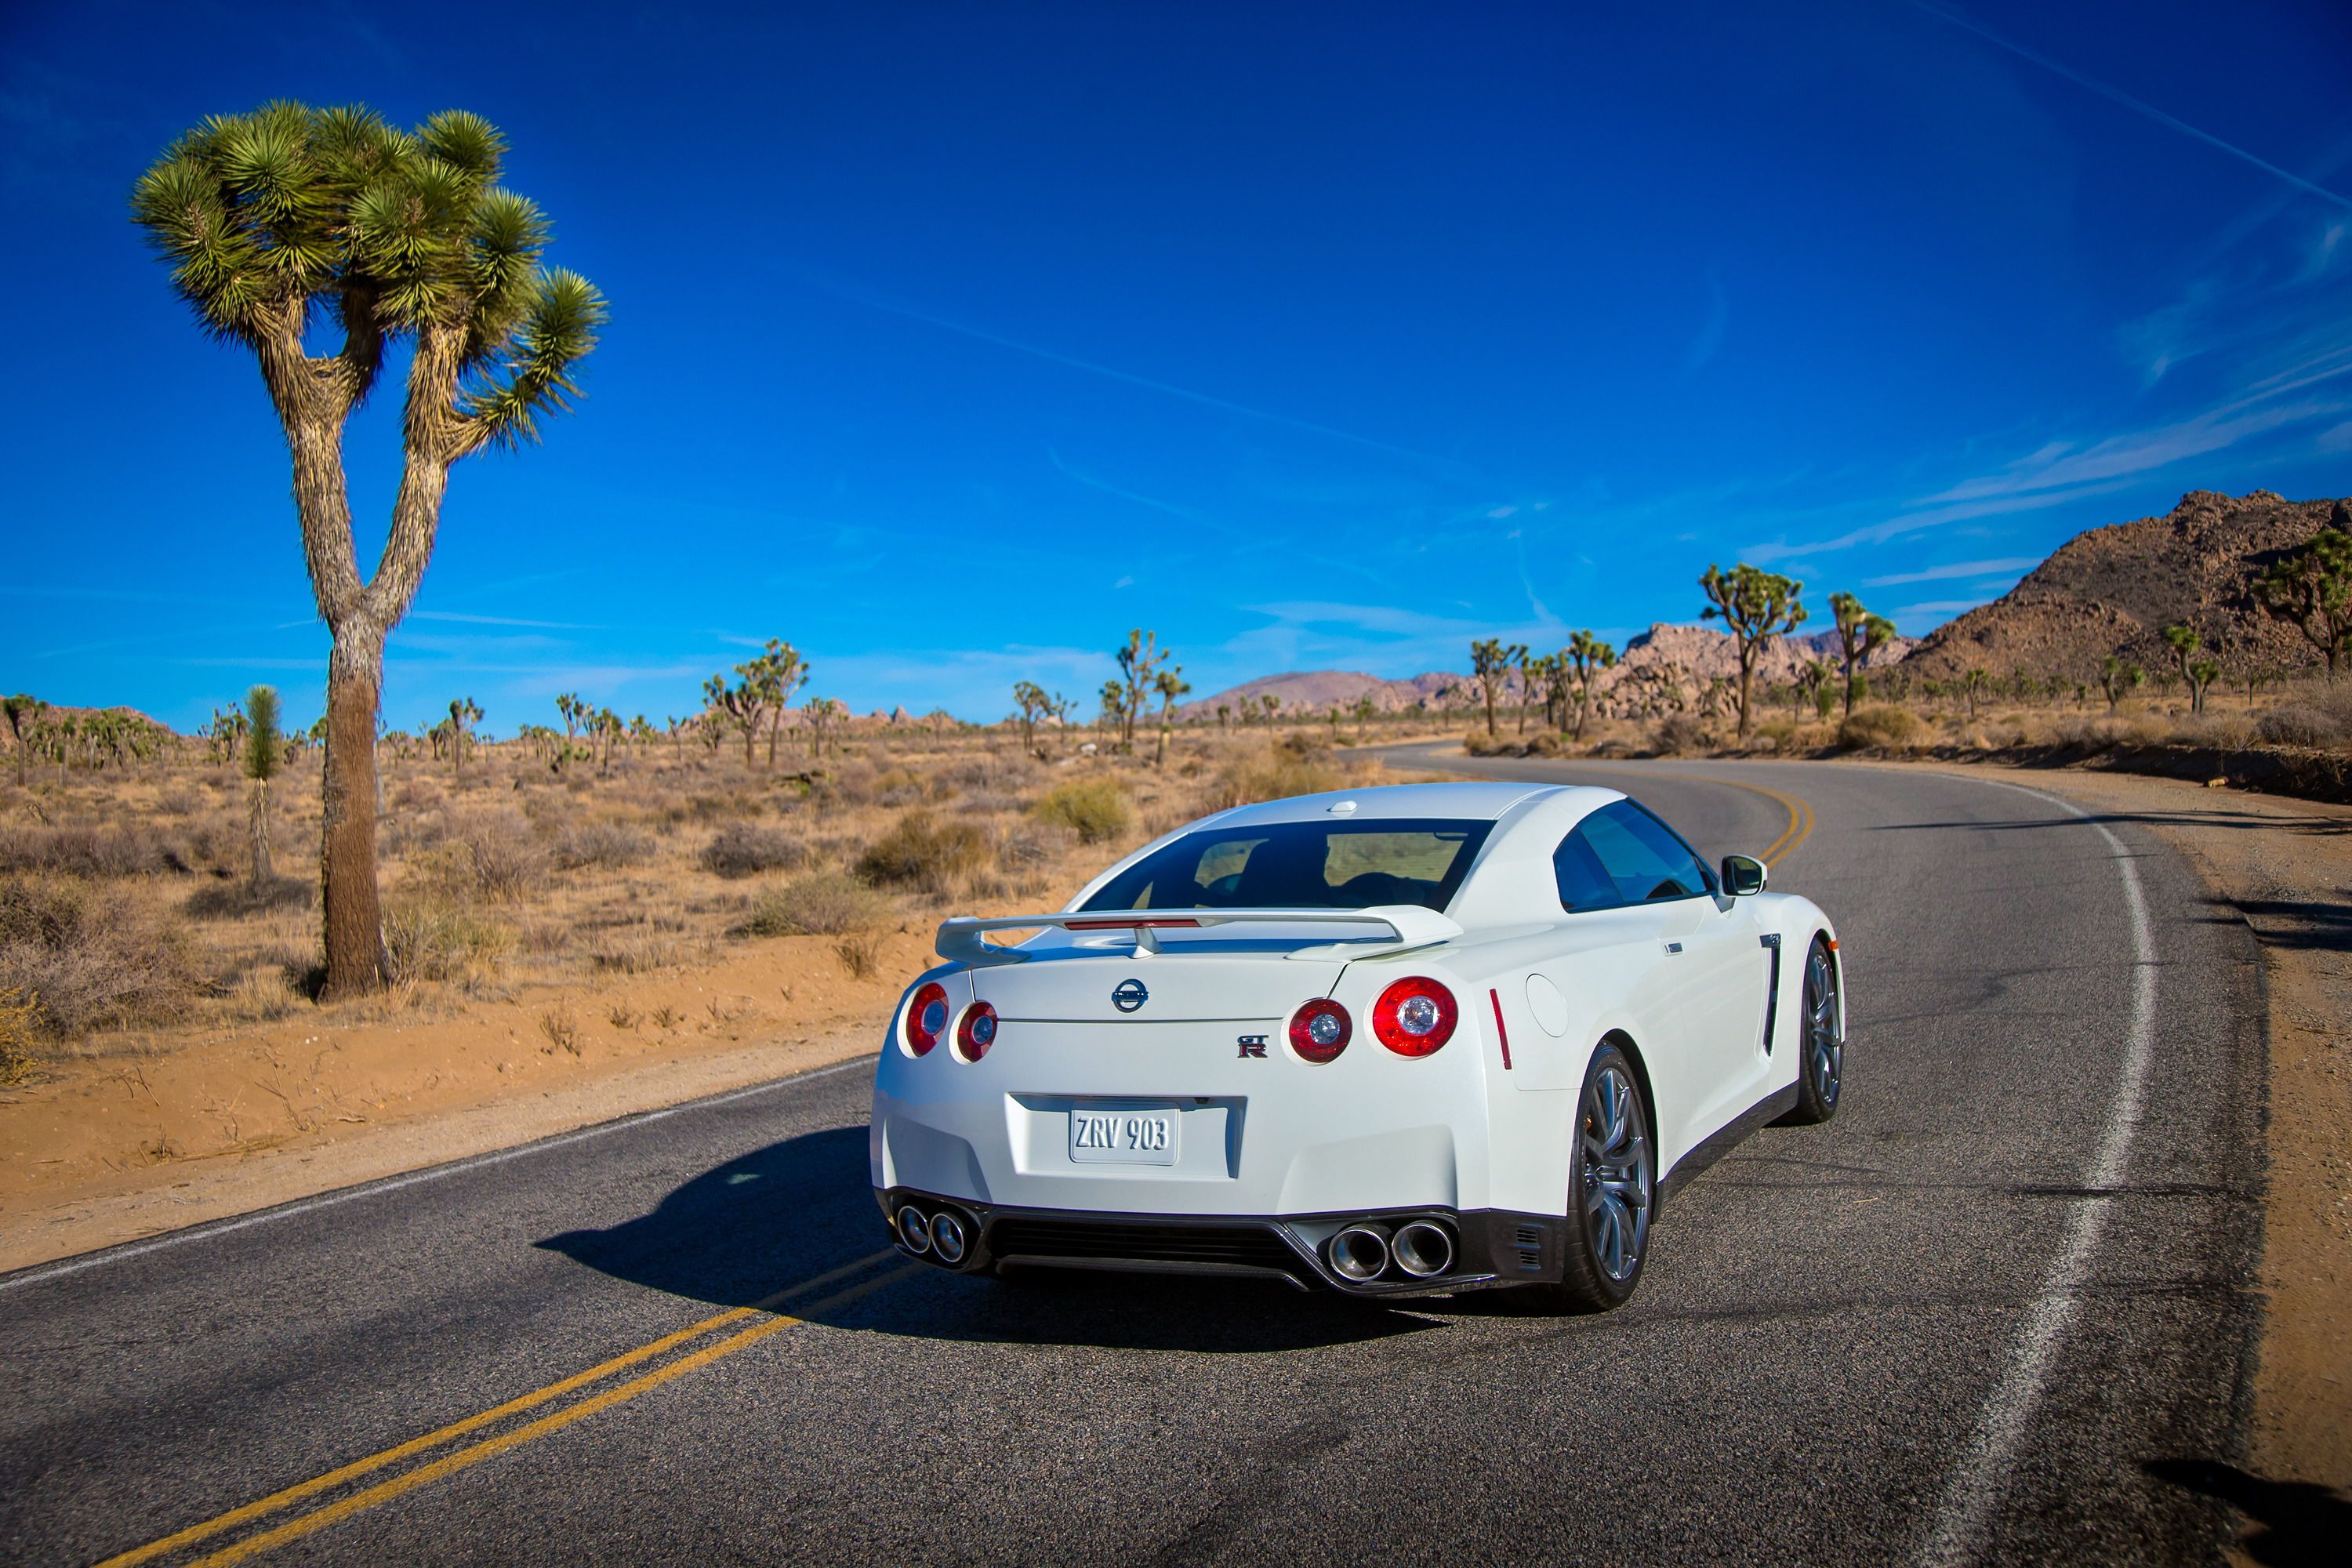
[1735,647,1756,740]
[766,715,779,769]
[249,779,274,884]
[320,627,387,999]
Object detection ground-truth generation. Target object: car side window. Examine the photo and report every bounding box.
[1577,801,1711,904]
[1553,829,1621,912]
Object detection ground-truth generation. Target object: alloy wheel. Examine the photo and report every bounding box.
[1579,1062,1652,1282]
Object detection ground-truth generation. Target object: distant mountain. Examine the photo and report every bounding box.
[1900,490,2345,681]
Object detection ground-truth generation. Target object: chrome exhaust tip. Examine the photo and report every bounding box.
[895,1204,932,1254]
[1329,1224,1390,1283]
[930,1210,970,1265]
[1391,1220,1455,1279]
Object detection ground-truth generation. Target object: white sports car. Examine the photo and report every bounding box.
[869,780,1843,1310]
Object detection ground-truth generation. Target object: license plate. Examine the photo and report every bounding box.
[1067,1104,1180,1166]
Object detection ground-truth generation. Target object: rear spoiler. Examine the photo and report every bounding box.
[935,906,1464,966]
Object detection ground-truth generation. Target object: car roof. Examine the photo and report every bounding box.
[1207,779,1613,826]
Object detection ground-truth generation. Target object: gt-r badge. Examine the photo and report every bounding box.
[1111,978,1149,1013]
[1236,1034,1269,1058]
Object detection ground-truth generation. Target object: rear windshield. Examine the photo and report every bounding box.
[1079,818,1493,914]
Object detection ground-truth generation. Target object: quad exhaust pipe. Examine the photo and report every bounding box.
[1325,1218,1457,1284]
[1329,1225,1390,1282]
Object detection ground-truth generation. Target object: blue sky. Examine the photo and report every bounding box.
[4,1,2350,732]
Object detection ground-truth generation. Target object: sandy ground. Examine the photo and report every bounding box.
[0,926,936,1273]
[1902,760,2350,1498]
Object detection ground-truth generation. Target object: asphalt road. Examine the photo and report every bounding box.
[0,752,2271,1566]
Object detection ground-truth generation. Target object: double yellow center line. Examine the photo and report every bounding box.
[102,1248,916,1568]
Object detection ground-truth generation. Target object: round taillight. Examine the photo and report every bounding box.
[906,982,950,1055]
[956,1000,998,1062]
[1373,977,1457,1056]
[1288,998,1352,1063]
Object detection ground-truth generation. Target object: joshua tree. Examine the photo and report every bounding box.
[1803,659,1838,720]
[554,692,590,768]
[2100,655,2143,712]
[3,695,43,789]
[1012,681,1053,757]
[1828,592,1896,718]
[2161,625,2206,713]
[1260,693,1282,728]
[1114,630,1168,753]
[738,640,807,765]
[1352,694,1377,742]
[1958,667,1990,721]
[1468,638,1521,738]
[2254,514,2352,680]
[244,684,282,885]
[1515,646,1536,735]
[1564,632,1617,741]
[447,696,483,776]
[132,103,604,996]
[703,659,771,768]
[1215,703,1232,731]
[2188,659,2220,713]
[1700,564,1806,741]
[804,695,844,760]
[1152,666,1190,767]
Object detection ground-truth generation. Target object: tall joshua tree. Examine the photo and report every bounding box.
[1700,564,1806,741]
[244,684,282,885]
[1152,666,1190,767]
[1468,638,1519,738]
[1564,631,1616,741]
[3,695,44,789]
[132,103,605,996]
[2253,521,2352,681]
[1827,592,1896,718]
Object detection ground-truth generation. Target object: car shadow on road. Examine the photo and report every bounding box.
[536,1125,1437,1354]
[2143,1458,2351,1567]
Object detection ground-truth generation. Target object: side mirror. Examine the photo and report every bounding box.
[1719,854,1767,898]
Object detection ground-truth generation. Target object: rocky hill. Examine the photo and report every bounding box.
[1900,490,2345,681]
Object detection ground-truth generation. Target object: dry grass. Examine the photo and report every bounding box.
[0,721,1439,1064]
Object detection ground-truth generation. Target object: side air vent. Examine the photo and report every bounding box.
[1512,1224,1544,1272]
[1759,933,1783,1055]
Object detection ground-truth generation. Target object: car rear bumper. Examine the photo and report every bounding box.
[876,1186,1567,1298]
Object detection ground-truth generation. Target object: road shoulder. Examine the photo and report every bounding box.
[1873,758,2350,1499]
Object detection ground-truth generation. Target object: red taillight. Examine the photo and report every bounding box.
[956,1000,998,1062]
[1288,998,1351,1063]
[906,982,949,1055]
[1373,977,1457,1056]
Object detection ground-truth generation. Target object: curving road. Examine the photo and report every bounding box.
[0,752,2268,1566]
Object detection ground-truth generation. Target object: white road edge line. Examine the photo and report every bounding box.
[0,1054,879,1297]
[1914,779,2159,1567]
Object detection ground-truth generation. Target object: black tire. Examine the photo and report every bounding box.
[1780,938,1844,1126]
[1515,1042,1654,1314]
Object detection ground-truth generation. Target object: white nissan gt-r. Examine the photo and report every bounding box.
[869,780,1843,1311]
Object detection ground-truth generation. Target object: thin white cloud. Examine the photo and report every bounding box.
[1863,557,2043,587]
[1915,2,2352,213]
[1922,397,2347,503]
[409,611,604,630]
[1892,598,1993,617]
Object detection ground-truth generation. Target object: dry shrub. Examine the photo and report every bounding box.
[383,898,515,985]
[184,875,313,920]
[0,823,179,879]
[2256,707,2345,749]
[553,820,654,870]
[1001,821,1075,869]
[0,872,196,1037]
[0,985,35,1084]
[1033,779,1131,844]
[1203,740,1344,811]
[857,811,992,891]
[221,967,303,1023]
[740,869,888,936]
[408,810,544,904]
[588,915,690,973]
[539,1005,579,1054]
[1652,714,1708,756]
[1837,706,1922,750]
[698,821,807,879]
[833,931,883,978]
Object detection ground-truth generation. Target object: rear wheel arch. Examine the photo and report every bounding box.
[1598,1028,1657,1133]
